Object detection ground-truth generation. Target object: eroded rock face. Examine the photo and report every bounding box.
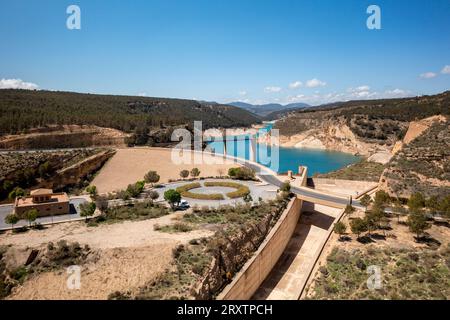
[38,149,116,190]
[379,116,450,198]
[192,209,280,299]
[277,117,393,156]
[0,125,130,150]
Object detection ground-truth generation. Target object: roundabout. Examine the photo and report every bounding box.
[176,181,250,200]
[153,179,279,208]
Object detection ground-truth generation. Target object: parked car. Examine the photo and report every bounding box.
[179,199,190,209]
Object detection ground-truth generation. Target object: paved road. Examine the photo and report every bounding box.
[0,198,87,230]
[237,160,363,210]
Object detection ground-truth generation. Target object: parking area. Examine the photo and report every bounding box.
[0,198,88,230]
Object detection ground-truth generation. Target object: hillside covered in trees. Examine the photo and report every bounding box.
[273,91,450,144]
[0,89,261,136]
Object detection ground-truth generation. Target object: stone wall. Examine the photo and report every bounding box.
[217,197,302,300]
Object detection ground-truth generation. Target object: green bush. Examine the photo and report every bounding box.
[227,167,255,180]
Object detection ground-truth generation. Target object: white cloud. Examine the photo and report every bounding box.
[346,86,377,99]
[138,92,147,97]
[238,90,247,96]
[305,78,327,88]
[264,86,282,93]
[287,94,305,103]
[282,87,412,106]
[0,78,39,90]
[420,72,437,79]
[441,65,450,74]
[383,88,410,98]
[288,81,303,89]
[356,85,370,92]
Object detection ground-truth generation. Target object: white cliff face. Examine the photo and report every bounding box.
[277,120,393,157]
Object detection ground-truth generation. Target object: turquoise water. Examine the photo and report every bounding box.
[207,123,361,176]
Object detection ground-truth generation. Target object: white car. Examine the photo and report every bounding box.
[179,200,190,209]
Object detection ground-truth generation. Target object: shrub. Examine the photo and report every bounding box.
[4,214,19,229]
[156,222,193,233]
[95,196,109,212]
[164,189,181,209]
[374,190,390,206]
[180,170,190,179]
[280,181,291,193]
[228,167,255,180]
[344,204,356,216]
[360,194,372,208]
[147,190,159,201]
[86,185,98,198]
[144,171,160,185]
[126,181,145,198]
[350,218,368,239]
[25,209,38,227]
[407,211,431,240]
[408,193,426,212]
[80,202,96,221]
[190,168,200,178]
[333,221,347,239]
[8,187,25,200]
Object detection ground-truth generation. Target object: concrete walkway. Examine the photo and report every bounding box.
[252,201,340,300]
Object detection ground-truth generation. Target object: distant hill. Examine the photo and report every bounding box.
[0,90,261,136]
[228,101,309,117]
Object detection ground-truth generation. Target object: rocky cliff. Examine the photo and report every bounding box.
[379,116,449,199]
[274,91,450,158]
[276,116,393,156]
[39,149,116,190]
[0,125,130,150]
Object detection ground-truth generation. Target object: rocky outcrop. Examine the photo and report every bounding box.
[379,116,449,198]
[276,117,391,156]
[0,125,130,150]
[39,149,116,190]
[391,115,446,155]
[192,210,279,299]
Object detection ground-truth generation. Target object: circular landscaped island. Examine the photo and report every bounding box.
[176,181,250,200]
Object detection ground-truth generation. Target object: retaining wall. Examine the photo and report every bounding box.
[218,197,302,300]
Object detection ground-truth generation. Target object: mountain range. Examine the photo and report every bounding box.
[228,101,310,117]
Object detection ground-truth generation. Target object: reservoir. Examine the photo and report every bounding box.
[207,123,361,176]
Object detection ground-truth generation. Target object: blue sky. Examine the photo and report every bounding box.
[0,0,449,105]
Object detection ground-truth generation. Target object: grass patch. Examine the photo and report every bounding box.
[94,200,169,225]
[204,181,250,199]
[176,182,225,200]
[110,244,212,300]
[154,222,194,233]
[315,160,385,182]
[181,192,224,200]
[309,245,450,300]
